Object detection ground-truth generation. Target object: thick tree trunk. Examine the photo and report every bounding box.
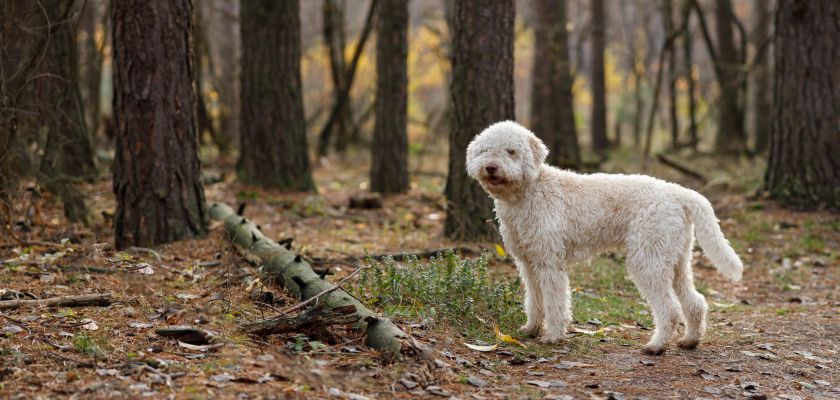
[208,202,410,358]
[751,0,772,154]
[530,0,580,169]
[36,0,97,224]
[238,0,314,191]
[590,0,609,157]
[371,0,409,193]
[112,0,208,248]
[765,0,840,211]
[446,0,514,241]
[713,0,747,154]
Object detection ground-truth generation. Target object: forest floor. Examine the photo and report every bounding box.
[0,149,838,400]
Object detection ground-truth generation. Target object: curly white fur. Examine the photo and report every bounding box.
[466,121,743,354]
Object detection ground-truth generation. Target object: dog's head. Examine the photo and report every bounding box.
[466,121,548,198]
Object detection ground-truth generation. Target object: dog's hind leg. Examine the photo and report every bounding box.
[517,260,544,336]
[631,267,682,355]
[673,233,708,349]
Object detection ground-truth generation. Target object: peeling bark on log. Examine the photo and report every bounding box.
[208,202,409,358]
[0,293,111,310]
[242,304,359,336]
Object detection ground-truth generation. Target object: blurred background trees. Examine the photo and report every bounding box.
[2,0,838,247]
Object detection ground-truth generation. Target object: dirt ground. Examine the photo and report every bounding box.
[0,151,837,399]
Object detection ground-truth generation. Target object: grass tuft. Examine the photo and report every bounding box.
[73,333,109,357]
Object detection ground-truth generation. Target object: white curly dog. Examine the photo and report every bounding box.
[466,121,743,355]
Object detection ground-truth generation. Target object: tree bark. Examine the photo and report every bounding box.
[208,202,410,358]
[371,0,409,193]
[205,0,241,156]
[530,0,580,169]
[751,0,772,154]
[79,0,106,141]
[682,0,699,152]
[712,0,747,154]
[446,0,515,241]
[764,0,840,211]
[590,0,609,157]
[112,0,208,248]
[238,0,314,191]
[664,0,680,150]
[323,0,354,153]
[35,0,97,224]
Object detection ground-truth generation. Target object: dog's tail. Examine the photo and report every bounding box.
[680,190,743,282]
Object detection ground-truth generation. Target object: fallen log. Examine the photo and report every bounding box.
[0,293,112,310]
[656,153,709,184]
[242,304,359,336]
[208,202,410,358]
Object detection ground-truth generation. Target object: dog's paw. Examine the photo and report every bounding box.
[677,338,700,349]
[537,332,566,344]
[519,323,541,337]
[641,345,666,356]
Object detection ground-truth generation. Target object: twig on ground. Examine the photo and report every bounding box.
[0,293,112,310]
[125,246,163,261]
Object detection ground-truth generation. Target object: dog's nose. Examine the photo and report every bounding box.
[485,165,498,175]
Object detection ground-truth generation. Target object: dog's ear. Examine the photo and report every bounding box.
[528,134,549,166]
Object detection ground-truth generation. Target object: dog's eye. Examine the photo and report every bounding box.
[507,149,516,156]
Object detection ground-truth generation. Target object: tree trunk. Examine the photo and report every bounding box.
[112,0,208,248]
[371,0,409,193]
[713,0,747,154]
[238,0,314,191]
[208,202,411,358]
[683,0,699,152]
[323,0,354,154]
[206,0,240,156]
[193,2,220,152]
[445,0,514,241]
[36,0,97,224]
[751,0,772,154]
[530,0,580,169]
[664,0,680,150]
[765,0,839,211]
[79,0,106,141]
[590,0,609,157]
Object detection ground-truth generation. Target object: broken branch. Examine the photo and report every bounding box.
[0,293,112,310]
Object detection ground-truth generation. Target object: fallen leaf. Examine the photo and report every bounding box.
[176,293,200,300]
[466,376,487,387]
[464,342,498,352]
[814,380,830,386]
[494,325,527,348]
[794,350,831,363]
[526,380,551,388]
[2,325,24,334]
[494,244,506,258]
[81,319,98,330]
[136,264,155,275]
[553,361,595,369]
[129,322,153,329]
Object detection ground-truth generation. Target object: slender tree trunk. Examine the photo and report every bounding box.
[79,0,105,141]
[323,0,353,153]
[36,0,97,224]
[751,0,772,154]
[206,0,240,156]
[531,0,580,169]
[713,0,747,154]
[238,0,314,191]
[590,0,609,157]
[683,0,698,152]
[193,4,218,150]
[765,0,839,211]
[371,0,409,193]
[445,0,514,241]
[112,0,208,248]
[664,0,680,150]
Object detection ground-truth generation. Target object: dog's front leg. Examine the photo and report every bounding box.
[534,265,572,344]
[516,259,544,336]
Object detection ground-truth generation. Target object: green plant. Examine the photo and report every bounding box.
[354,251,523,338]
[73,333,109,357]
